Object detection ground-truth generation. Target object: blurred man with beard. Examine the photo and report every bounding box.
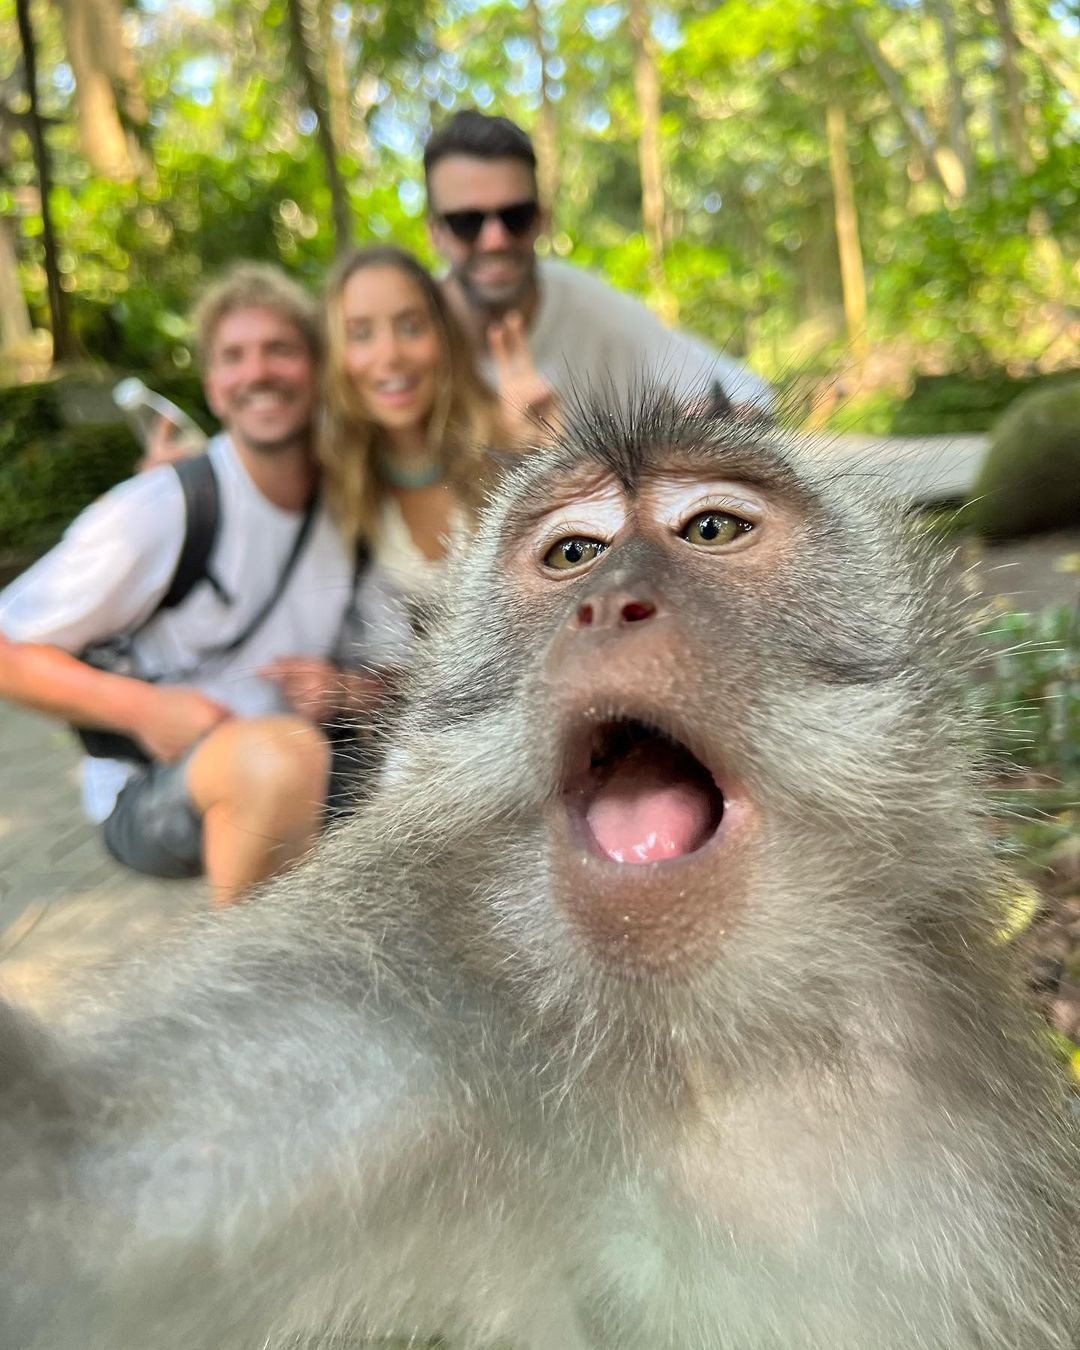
[0,265,364,906]
[424,109,772,412]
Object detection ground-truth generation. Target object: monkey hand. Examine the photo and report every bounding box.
[488,310,560,445]
[128,684,234,762]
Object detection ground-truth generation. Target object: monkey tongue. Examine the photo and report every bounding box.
[585,743,717,865]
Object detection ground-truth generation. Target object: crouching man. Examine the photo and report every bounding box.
[0,264,363,906]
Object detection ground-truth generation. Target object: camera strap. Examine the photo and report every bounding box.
[201,489,319,662]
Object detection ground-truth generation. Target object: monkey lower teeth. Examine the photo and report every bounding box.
[584,734,721,865]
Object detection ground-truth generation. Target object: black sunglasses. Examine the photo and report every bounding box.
[437,200,540,243]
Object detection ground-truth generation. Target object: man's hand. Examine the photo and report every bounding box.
[488,311,560,444]
[129,685,233,762]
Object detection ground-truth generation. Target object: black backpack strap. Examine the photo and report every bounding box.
[351,535,370,591]
[206,490,320,660]
[158,454,220,612]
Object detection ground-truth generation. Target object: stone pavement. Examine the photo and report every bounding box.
[0,707,204,1016]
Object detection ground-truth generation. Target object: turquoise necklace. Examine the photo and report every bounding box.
[375,450,445,490]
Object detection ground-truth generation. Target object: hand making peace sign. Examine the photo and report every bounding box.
[487,310,561,446]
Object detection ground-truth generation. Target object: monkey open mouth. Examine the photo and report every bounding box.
[565,719,724,866]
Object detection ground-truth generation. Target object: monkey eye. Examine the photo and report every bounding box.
[543,536,608,571]
[680,511,754,547]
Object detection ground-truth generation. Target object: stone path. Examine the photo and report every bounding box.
[0,707,203,1016]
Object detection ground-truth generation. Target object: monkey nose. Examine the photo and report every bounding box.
[575,590,659,629]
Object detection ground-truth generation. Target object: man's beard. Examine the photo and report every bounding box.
[230,385,312,457]
[452,253,537,318]
[233,421,311,458]
[246,429,309,455]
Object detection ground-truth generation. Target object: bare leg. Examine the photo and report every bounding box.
[186,715,330,907]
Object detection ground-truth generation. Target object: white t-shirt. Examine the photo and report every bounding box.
[334,496,458,676]
[478,259,773,411]
[0,435,358,821]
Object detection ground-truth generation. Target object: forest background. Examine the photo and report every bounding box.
[0,0,1076,425]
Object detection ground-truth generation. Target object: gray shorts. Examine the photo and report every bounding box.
[101,754,203,879]
[100,730,367,880]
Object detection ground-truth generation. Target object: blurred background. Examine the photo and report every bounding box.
[0,0,1077,1066]
[0,1,1076,390]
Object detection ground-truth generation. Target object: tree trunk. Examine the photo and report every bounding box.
[929,0,972,179]
[54,0,137,180]
[627,0,675,319]
[526,0,559,207]
[285,0,353,252]
[852,13,966,199]
[825,103,868,361]
[991,0,1033,172]
[95,0,146,125]
[350,69,380,169]
[318,0,352,161]
[1008,15,1080,105]
[15,0,73,362]
[0,216,34,352]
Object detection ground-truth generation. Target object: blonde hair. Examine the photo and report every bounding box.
[192,262,320,367]
[319,245,500,543]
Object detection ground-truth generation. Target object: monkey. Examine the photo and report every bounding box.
[0,389,1076,1350]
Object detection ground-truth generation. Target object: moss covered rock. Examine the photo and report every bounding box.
[968,380,1080,539]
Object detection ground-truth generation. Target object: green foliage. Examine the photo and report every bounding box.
[0,382,64,464]
[977,600,1080,1018]
[0,371,212,560]
[872,142,1079,371]
[968,382,1080,539]
[0,0,1077,386]
[981,602,1080,779]
[0,419,139,559]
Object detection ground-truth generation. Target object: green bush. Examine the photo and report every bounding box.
[966,381,1080,539]
[889,370,1079,435]
[0,422,142,559]
[0,383,65,464]
[0,372,215,567]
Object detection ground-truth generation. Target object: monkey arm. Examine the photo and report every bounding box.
[0,908,452,1350]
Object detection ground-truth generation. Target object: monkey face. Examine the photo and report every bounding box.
[506,463,787,975]
[388,396,978,1051]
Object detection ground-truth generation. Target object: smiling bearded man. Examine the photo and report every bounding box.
[0,264,365,906]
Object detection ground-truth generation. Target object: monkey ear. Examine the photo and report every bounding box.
[706,380,734,419]
[699,378,777,428]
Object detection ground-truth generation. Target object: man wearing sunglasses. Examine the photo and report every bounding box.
[424,110,772,412]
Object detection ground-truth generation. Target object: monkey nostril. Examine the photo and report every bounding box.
[578,603,595,627]
[621,601,656,624]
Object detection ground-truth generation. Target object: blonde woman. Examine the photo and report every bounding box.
[261,245,555,722]
[318,243,555,593]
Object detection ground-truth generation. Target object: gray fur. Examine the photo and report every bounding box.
[0,394,1076,1349]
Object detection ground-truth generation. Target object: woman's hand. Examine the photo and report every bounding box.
[260,657,392,724]
[488,311,560,445]
[137,416,196,474]
[260,657,344,725]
